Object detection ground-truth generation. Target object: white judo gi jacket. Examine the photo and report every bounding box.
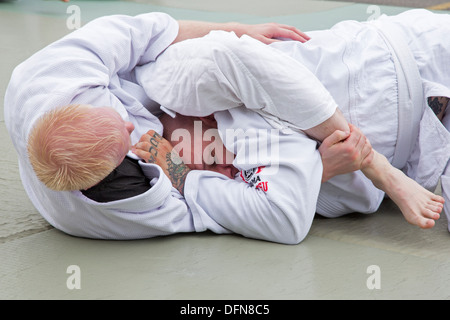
[138,10,450,232]
[5,10,450,244]
[5,13,191,240]
[4,12,335,244]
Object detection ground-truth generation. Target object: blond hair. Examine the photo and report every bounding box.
[27,104,128,191]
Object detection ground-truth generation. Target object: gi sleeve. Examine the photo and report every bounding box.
[183,124,323,245]
[5,12,178,153]
[3,13,190,240]
[50,162,200,240]
[135,30,338,131]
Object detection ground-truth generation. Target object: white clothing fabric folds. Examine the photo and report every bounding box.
[4,11,334,244]
[5,10,450,244]
[138,9,450,228]
[5,13,200,239]
[135,30,338,132]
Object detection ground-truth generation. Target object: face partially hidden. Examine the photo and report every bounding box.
[99,107,238,180]
[160,113,239,179]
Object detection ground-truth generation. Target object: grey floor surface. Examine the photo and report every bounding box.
[1,0,450,301]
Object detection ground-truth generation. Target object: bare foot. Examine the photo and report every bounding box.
[362,151,444,229]
[384,167,444,229]
[377,95,448,227]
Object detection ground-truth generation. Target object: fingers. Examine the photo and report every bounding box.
[346,124,372,157]
[279,23,311,41]
[133,141,150,151]
[360,137,372,159]
[132,141,153,163]
[341,124,376,170]
[270,24,311,43]
[132,147,151,163]
[256,23,311,44]
[358,137,374,169]
[132,130,170,163]
[345,124,363,148]
[321,130,350,148]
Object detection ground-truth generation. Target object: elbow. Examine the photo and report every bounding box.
[265,203,314,245]
[279,226,310,245]
[266,228,308,245]
[284,203,315,245]
[249,217,310,245]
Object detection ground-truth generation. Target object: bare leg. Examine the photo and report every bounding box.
[306,107,445,229]
[361,151,444,229]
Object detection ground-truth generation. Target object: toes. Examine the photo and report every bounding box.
[426,203,443,214]
[411,215,436,229]
[431,194,445,204]
[407,210,438,229]
[423,208,440,220]
[421,218,436,229]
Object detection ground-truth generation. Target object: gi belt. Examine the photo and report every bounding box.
[370,19,424,170]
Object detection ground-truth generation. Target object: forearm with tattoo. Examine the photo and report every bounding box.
[165,152,190,195]
[133,130,191,195]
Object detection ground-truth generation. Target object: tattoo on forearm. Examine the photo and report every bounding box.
[166,152,190,194]
[144,130,190,193]
[428,96,449,117]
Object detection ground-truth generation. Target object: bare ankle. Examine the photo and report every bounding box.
[360,151,394,191]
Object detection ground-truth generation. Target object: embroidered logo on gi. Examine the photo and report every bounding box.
[240,167,268,192]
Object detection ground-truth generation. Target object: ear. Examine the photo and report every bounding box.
[199,114,217,128]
